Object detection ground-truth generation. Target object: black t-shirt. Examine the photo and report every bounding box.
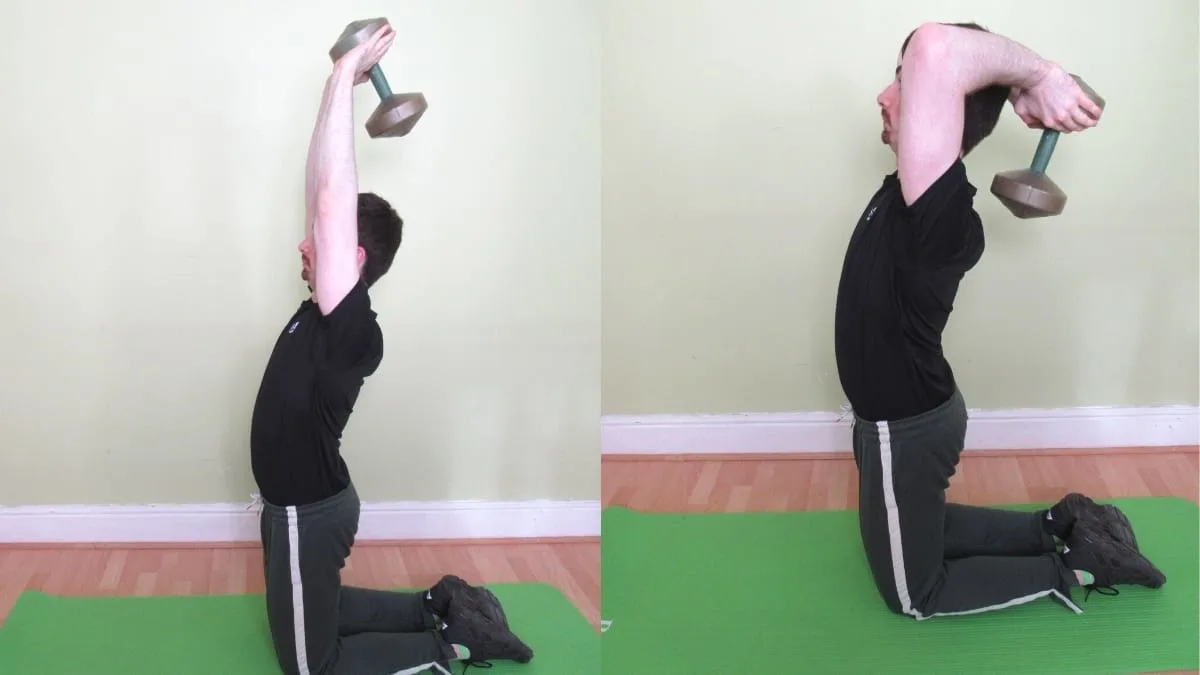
[833,159,985,422]
[249,281,383,506]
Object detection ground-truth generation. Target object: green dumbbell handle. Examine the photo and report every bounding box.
[1029,129,1059,175]
[368,64,392,99]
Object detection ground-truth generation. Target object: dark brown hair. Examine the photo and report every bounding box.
[901,22,1009,156]
[356,192,403,287]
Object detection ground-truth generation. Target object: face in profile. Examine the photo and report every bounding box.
[876,54,903,153]
[298,235,315,289]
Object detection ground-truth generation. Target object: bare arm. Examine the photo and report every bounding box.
[308,61,361,316]
[896,23,1050,205]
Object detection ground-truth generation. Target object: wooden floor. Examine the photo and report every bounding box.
[603,447,1200,512]
[0,539,600,630]
[603,446,1200,675]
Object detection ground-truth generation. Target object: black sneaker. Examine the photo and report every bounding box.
[1047,493,1139,550]
[428,575,510,627]
[1061,519,1166,594]
[1094,503,1140,551]
[442,603,534,666]
[470,586,510,628]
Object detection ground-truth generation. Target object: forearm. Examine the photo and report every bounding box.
[910,23,1051,95]
[307,63,359,248]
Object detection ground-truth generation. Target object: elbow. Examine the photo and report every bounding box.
[901,23,962,93]
[312,191,351,225]
[311,205,356,247]
[903,23,951,69]
[902,22,950,60]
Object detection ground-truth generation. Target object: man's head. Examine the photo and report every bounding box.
[298,192,403,291]
[877,22,1010,157]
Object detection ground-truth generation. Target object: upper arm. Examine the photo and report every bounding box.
[896,24,967,207]
[898,160,983,272]
[316,280,382,375]
[312,196,361,316]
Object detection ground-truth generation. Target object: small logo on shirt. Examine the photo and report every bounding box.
[287,320,299,334]
[866,205,878,221]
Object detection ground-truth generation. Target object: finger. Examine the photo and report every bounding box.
[1053,107,1085,132]
[1071,107,1096,129]
[369,33,395,57]
[1079,96,1103,121]
[366,24,392,47]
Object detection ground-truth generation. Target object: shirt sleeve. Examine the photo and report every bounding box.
[895,159,985,273]
[315,280,382,375]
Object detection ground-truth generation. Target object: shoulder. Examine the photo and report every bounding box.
[318,280,373,324]
[895,160,985,270]
[898,159,976,223]
[317,281,385,369]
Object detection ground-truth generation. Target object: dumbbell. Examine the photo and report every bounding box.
[990,75,1105,219]
[329,18,428,138]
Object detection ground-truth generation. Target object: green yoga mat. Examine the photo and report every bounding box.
[601,498,1199,675]
[0,583,597,675]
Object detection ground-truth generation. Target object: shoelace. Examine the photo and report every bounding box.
[459,659,494,673]
[1082,584,1119,602]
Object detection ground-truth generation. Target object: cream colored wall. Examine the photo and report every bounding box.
[601,0,1199,415]
[0,0,600,505]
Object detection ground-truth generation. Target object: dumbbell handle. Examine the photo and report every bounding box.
[1026,74,1105,176]
[367,64,393,99]
[1029,130,1059,175]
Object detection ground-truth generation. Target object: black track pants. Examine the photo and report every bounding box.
[852,390,1081,619]
[260,484,456,674]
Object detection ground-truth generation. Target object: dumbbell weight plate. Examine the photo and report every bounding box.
[330,18,388,62]
[991,170,1067,218]
[366,93,428,138]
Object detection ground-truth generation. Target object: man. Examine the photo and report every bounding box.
[249,22,533,673]
[833,21,1166,620]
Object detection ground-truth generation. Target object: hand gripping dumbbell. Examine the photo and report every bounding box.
[990,75,1106,219]
[329,18,428,138]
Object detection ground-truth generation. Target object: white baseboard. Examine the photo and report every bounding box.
[0,499,601,545]
[602,405,1200,455]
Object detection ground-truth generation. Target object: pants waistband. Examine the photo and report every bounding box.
[853,389,965,435]
[260,483,358,520]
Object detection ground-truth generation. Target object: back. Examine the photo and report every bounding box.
[249,281,384,506]
[833,159,984,422]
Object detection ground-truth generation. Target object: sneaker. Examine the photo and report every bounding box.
[442,603,534,665]
[1047,493,1139,550]
[1061,519,1166,593]
[470,586,510,628]
[1094,503,1140,551]
[428,575,510,627]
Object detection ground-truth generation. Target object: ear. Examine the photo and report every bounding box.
[356,246,367,269]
